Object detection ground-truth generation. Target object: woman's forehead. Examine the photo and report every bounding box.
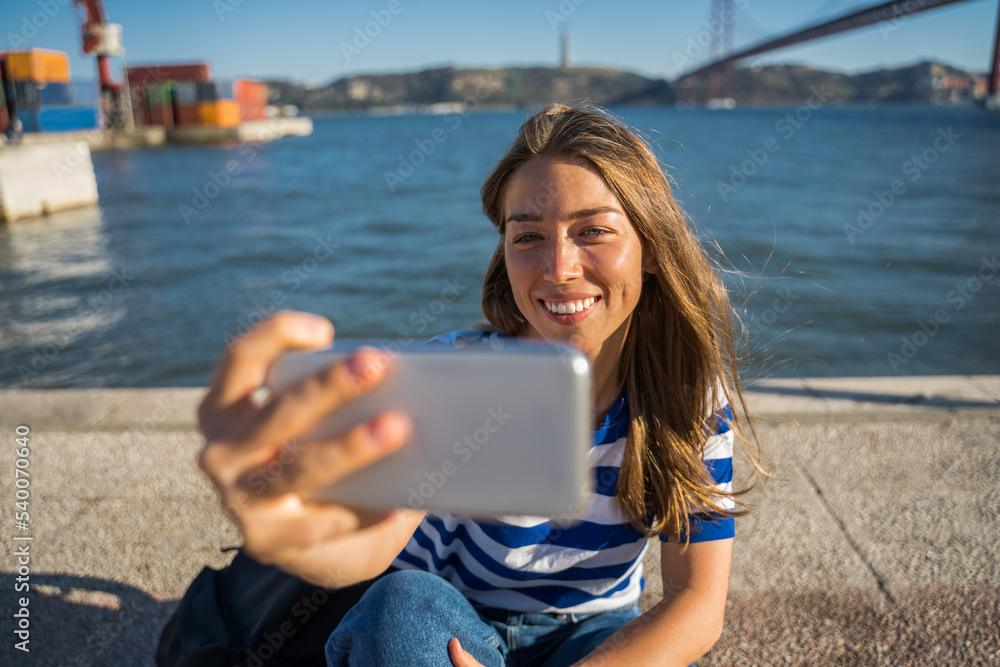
[504,156,621,212]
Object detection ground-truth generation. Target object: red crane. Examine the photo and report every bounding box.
[72,0,126,128]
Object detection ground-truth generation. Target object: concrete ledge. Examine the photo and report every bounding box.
[20,127,168,151]
[2,375,998,429]
[166,117,314,145]
[0,142,99,222]
[741,374,1000,422]
[0,388,206,430]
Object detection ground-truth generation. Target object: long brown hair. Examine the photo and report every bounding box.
[480,103,762,543]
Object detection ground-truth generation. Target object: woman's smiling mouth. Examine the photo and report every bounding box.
[539,296,601,322]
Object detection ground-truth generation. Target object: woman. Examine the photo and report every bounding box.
[197,104,760,666]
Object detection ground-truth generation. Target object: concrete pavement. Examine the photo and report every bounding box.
[0,376,998,665]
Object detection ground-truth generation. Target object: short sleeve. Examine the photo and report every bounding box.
[659,402,735,543]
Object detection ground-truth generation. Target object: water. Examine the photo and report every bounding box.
[1,105,998,388]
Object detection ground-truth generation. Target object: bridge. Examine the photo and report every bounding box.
[674,0,1000,106]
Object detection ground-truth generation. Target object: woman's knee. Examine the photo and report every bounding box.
[327,570,502,666]
[348,570,470,629]
[368,570,458,607]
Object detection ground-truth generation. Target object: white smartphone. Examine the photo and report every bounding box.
[267,337,593,518]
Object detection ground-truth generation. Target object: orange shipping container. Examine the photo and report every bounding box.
[197,100,241,127]
[5,49,70,83]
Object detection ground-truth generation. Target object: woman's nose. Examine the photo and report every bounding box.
[544,236,583,283]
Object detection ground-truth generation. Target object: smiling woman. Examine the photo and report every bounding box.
[191,103,764,667]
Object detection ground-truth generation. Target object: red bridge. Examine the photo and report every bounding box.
[675,0,1000,107]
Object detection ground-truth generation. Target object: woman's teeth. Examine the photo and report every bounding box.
[544,297,596,314]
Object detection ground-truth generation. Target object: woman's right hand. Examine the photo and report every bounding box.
[196,310,424,586]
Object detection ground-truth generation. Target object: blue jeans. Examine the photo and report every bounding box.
[325,569,642,667]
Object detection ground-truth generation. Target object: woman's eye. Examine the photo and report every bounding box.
[512,233,540,244]
[582,228,609,238]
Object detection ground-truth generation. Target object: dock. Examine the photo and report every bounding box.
[17,116,313,152]
[0,375,997,665]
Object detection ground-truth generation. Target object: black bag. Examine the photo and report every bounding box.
[156,549,391,667]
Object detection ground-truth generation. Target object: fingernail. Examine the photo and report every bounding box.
[368,413,408,448]
[347,348,388,384]
[346,350,371,381]
[304,315,331,336]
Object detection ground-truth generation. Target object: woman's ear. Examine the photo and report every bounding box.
[642,250,657,275]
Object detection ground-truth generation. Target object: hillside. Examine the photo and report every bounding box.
[266,66,671,111]
[264,61,985,111]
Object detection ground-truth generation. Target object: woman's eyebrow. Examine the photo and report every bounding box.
[568,206,621,220]
[506,206,621,224]
[507,211,542,224]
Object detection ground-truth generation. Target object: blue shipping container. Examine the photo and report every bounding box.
[197,81,218,102]
[38,82,73,106]
[37,106,101,132]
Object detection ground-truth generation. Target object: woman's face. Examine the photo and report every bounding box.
[503,155,652,359]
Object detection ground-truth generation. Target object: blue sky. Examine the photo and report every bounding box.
[2,0,996,86]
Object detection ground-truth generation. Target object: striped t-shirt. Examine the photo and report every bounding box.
[390,329,735,614]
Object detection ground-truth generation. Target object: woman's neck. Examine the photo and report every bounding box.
[587,336,626,425]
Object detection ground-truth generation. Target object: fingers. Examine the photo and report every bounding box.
[198,310,334,438]
[237,412,412,499]
[201,346,401,489]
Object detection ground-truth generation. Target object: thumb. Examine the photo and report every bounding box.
[447,637,481,667]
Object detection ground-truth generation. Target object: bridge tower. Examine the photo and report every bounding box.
[989,0,1000,106]
[707,0,736,105]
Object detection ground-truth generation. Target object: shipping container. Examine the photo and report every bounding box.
[240,103,265,121]
[201,78,268,104]
[197,100,240,127]
[38,82,73,106]
[172,81,198,105]
[9,80,41,110]
[196,82,218,102]
[126,63,211,87]
[233,78,268,105]
[147,104,174,127]
[18,109,41,133]
[129,83,149,126]
[4,49,71,83]
[145,82,174,108]
[174,104,199,126]
[37,106,101,132]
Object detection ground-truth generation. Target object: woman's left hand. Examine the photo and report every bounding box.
[448,638,486,667]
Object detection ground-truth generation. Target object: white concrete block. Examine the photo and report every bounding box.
[0,141,100,222]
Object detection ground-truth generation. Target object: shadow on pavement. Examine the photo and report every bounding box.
[748,383,998,409]
[0,573,176,667]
